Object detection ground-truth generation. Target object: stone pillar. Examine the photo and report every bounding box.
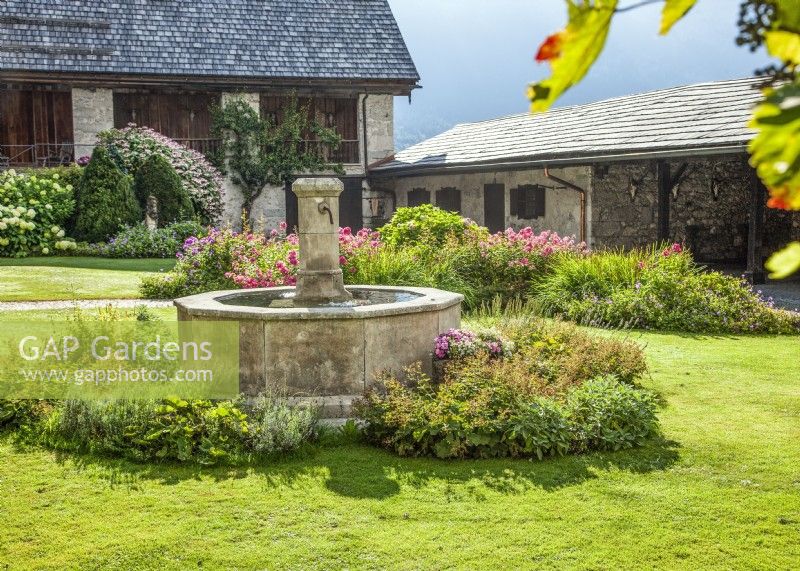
[220,92,268,228]
[746,168,766,284]
[292,178,352,304]
[71,87,114,159]
[363,94,394,165]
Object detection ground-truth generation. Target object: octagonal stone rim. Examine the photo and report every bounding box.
[174,285,463,321]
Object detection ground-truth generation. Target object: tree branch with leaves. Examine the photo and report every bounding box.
[529,0,800,277]
[211,95,344,225]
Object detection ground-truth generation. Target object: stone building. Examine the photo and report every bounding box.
[0,0,418,229]
[370,78,800,283]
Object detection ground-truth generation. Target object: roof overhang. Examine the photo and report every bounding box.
[370,143,750,177]
[1,70,420,96]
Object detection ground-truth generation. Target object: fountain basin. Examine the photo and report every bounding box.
[174,286,462,402]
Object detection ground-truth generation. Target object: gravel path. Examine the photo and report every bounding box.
[0,299,173,311]
[756,283,800,313]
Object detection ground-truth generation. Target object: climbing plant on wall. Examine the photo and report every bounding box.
[528,0,800,277]
[211,95,344,225]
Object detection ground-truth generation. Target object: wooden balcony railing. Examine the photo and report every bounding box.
[0,143,75,168]
[1,138,362,170]
[176,138,361,164]
[172,138,224,157]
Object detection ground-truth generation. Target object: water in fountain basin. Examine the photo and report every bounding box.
[216,288,423,309]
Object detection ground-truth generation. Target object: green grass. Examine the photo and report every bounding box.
[0,306,177,322]
[0,257,175,301]
[1,329,799,569]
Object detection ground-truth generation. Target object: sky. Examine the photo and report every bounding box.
[388,0,772,150]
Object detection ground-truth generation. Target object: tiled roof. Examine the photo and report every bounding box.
[374,77,763,173]
[0,0,419,83]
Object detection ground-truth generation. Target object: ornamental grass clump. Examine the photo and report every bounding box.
[537,244,800,334]
[355,317,658,459]
[0,170,77,257]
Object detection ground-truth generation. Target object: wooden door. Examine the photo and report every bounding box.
[339,178,364,231]
[284,177,363,232]
[484,183,505,232]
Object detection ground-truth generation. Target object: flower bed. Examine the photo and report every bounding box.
[354,317,657,459]
[141,205,800,334]
[99,125,224,224]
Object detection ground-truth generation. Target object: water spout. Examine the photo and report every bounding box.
[292,178,353,304]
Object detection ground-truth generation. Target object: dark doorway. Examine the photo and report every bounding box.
[339,177,364,231]
[284,177,363,233]
[285,180,299,233]
[484,183,505,233]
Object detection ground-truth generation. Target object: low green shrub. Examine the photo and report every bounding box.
[378,204,486,247]
[77,221,206,258]
[140,270,190,299]
[0,169,77,257]
[134,154,195,226]
[566,377,659,452]
[247,393,318,455]
[74,146,141,243]
[4,394,319,465]
[355,320,657,459]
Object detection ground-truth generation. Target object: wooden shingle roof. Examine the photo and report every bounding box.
[373,78,763,174]
[0,0,419,85]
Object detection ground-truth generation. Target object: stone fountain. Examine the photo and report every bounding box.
[175,178,462,416]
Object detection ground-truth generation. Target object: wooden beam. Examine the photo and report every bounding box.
[745,167,766,284]
[657,160,671,242]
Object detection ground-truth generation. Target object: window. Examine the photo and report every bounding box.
[260,95,359,163]
[113,91,220,140]
[436,187,461,213]
[407,188,430,207]
[510,185,546,219]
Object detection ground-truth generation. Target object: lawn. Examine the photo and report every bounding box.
[0,257,175,301]
[1,327,798,569]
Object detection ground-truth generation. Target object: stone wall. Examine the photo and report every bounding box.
[377,166,590,239]
[58,87,398,230]
[590,155,800,262]
[218,92,395,229]
[71,87,113,158]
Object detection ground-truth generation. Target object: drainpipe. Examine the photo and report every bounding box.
[544,167,587,244]
[361,94,370,173]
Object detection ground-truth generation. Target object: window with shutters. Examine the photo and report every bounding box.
[260,95,359,163]
[510,184,546,219]
[407,188,430,207]
[436,187,461,213]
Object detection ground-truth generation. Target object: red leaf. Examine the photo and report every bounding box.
[535,31,565,62]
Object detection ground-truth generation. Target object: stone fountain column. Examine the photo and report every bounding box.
[292,177,353,304]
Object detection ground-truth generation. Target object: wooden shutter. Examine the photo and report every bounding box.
[512,185,546,219]
[531,185,546,218]
[436,187,461,213]
[407,188,430,207]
